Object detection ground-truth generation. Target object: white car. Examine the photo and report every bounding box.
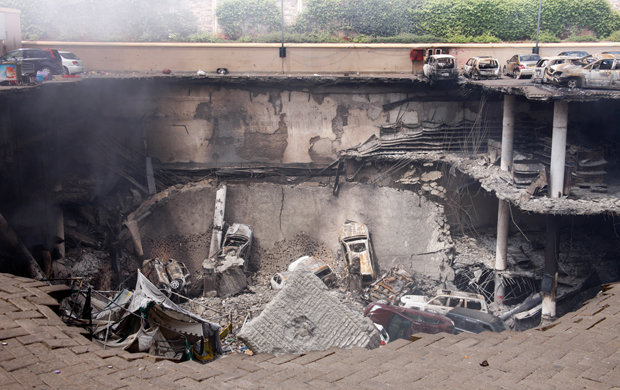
[400,289,488,315]
[59,51,84,74]
[270,256,336,289]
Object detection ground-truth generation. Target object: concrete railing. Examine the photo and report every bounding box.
[23,41,620,74]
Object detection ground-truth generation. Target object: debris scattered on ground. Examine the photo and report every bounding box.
[364,265,415,304]
[238,271,380,355]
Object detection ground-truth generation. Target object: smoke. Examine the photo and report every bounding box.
[1,0,198,41]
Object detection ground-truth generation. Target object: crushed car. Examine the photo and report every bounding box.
[461,56,500,79]
[423,54,458,82]
[400,289,488,315]
[270,255,336,289]
[364,302,455,342]
[445,307,506,334]
[548,53,620,90]
[141,257,191,297]
[339,220,376,288]
[202,223,253,297]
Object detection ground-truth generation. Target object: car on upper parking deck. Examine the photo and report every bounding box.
[557,50,590,58]
[549,53,620,89]
[532,56,582,84]
[0,48,63,76]
[462,56,501,79]
[59,51,84,75]
[503,53,540,79]
[423,54,458,81]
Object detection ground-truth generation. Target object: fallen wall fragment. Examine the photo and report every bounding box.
[238,271,381,355]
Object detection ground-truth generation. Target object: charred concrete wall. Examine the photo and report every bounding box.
[144,83,492,166]
[131,180,454,284]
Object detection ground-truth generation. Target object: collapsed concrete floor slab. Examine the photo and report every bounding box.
[238,271,381,355]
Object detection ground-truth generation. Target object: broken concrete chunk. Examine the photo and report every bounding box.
[421,171,442,182]
[238,271,381,355]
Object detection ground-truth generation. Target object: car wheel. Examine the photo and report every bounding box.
[472,71,480,80]
[502,65,507,76]
[566,78,580,89]
[513,68,520,79]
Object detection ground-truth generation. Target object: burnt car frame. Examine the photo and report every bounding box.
[503,53,541,79]
[364,302,455,342]
[549,54,620,90]
[339,221,376,285]
[462,56,500,79]
[423,54,458,82]
[219,223,253,263]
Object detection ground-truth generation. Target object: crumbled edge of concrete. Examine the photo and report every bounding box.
[238,271,381,355]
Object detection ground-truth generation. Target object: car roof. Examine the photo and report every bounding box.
[446,307,500,323]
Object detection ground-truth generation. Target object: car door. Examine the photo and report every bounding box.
[612,60,620,89]
[507,55,517,73]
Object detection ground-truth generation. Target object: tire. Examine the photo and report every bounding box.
[513,68,520,79]
[566,78,580,89]
[502,65,507,76]
[472,71,480,80]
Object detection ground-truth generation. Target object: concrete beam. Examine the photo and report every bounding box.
[550,101,568,198]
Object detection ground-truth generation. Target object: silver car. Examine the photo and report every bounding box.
[59,51,84,75]
[462,56,500,79]
[503,54,540,79]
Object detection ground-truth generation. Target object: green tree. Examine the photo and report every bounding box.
[216,0,280,40]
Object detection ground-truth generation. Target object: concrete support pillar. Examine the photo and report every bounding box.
[494,95,515,304]
[500,95,515,171]
[550,101,568,198]
[542,215,559,322]
[208,184,227,259]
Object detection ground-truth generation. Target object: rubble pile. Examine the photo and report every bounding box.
[238,271,381,355]
[251,232,341,288]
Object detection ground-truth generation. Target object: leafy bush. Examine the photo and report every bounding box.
[187,33,224,43]
[534,30,561,43]
[216,0,280,40]
[378,33,445,43]
[608,30,620,41]
[566,34,598,42]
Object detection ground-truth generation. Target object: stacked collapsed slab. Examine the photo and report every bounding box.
[238,271,381,355]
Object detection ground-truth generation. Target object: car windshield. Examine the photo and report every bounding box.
[61,52,79,60]
[386,314,410,341]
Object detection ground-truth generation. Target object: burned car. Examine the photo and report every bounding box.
[503,54,540,79]
[202,223,253,297]
[423,54,458,81]
[532,56,582,84]
[339,221,376,286]
[549,54,620,90]
[141,257,191,297]
[270,255,336,289]
[219,223,253,267]
[462,56,500,79]
[400,289,488,315]
[364,302,455,342]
